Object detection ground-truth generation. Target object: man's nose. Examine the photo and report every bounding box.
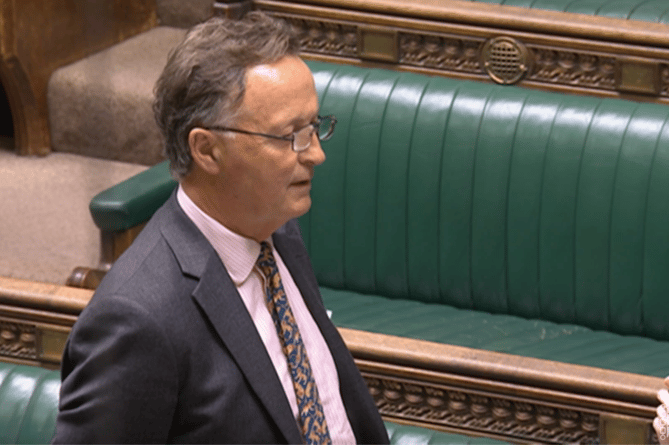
[300,135,326,166]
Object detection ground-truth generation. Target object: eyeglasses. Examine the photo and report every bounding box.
[202,115,337,152]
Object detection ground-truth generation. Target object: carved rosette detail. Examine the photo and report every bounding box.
[398,33,483,74]
[0,321,38,359]
[364,374,600,444]
[271,14,358,58]
[660,64,669,96]
[528,48,617,90]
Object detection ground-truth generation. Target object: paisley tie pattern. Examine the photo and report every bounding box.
[256,241,332,445]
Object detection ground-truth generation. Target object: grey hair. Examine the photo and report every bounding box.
[153,12,301,178]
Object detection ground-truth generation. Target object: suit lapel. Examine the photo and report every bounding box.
[159,194,303,444]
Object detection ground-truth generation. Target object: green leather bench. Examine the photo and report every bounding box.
[85,59,669,441]
[301,59,669,378]
[92,59,669,377]
[0,361,509,444]
[0,362,60,444]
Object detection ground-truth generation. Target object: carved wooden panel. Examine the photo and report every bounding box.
[0,320,37,361]
[365,371,602,443]
[0,277,90,368]
[340,328,662,444]
[362,370,661,444]
[253,0,669,105]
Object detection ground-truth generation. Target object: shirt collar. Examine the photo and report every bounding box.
[176,185,267,285]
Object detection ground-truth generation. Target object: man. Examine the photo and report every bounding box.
[53,12,389,444]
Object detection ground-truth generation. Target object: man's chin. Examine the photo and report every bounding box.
[290,197,312,220]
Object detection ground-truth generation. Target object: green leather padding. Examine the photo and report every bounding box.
[322,287,669,377]
[462,0,669,23]
[89,160,177,231]
[0,362,60,444]
[88,60,669,372]
[385,421,511,444]
[301,60,669,342]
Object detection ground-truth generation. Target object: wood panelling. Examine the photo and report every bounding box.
[340,328,662,444]
[251,0,669,105]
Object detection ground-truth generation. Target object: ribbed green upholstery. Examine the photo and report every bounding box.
[300,61,669,371]
[321,287,669,377]
[89,60,669,377]
[0,362,59,445]
[462,0,669,23]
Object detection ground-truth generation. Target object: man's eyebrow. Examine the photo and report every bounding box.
[282,113,319,131]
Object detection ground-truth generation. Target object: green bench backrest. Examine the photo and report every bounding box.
[463,0,669,23]
[300,60,669,340]
[0,362,59,444]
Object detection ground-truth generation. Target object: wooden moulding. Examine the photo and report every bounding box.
[253,0,669,104]
[0,277,91,368]
[0,276,663,442]
[340,328,663,444]
[213,0,253,19]
[272,0,669,48]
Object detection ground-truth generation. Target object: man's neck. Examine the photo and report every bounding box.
[179,180,275,242]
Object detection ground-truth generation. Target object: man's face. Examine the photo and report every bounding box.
[214,56,325,238]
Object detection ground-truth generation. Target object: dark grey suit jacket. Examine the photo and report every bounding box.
[53,192,389,444]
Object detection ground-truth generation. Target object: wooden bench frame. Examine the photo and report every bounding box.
[242,0,669,105]
[0,276,662,444]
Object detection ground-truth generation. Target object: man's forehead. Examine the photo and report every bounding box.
[240,57,318,124]
[245,57,313,85]
[248,63,283,83]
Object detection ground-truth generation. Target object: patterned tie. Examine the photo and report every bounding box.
[256,241,332,445]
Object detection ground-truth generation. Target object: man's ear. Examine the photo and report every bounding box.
[188,128,222,175]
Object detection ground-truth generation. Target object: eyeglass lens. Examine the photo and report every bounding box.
[294,116,336,151]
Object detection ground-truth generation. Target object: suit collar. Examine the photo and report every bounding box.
[176,184,261,285]
[157,192,304,443]
[157,191,211,279]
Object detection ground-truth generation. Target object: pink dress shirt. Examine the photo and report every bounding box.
[177,186,355,444]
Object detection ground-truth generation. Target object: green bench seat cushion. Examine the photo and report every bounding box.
[0,363,60,445]
[302,60,669,342]
[88,59,669,379]
[385,422,511,444]
[322,287,669,378]
[463,0,669,23]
